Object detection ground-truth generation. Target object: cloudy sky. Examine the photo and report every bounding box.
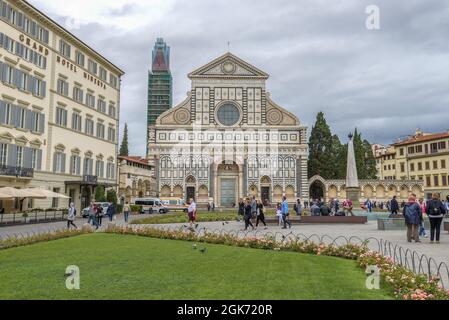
[31,0,449,155]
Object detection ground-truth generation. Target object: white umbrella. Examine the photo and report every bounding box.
[0,187,45,198]
[26,188,70,199]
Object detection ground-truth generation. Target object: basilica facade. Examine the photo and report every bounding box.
[147,53,308,206]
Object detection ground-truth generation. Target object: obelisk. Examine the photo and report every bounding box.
[345,133,360,203]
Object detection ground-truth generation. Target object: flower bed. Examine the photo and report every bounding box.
[105,225,449,300]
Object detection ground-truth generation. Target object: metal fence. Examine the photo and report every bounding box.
[0,210,67,226]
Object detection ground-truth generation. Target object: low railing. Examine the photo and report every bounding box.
[0,165,34,178]
[0,210,67,226]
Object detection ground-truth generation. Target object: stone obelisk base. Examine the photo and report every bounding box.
[346,187,360,206]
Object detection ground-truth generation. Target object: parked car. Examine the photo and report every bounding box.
[81,202,111,218]
[133,198,168,214]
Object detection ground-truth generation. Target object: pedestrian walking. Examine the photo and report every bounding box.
[390,196,399,215]
[275,203,283,226]
[87,200,99,230]
[244,198,254,231]
[281,196,291,229]
[426,193,447,243]
[403,193,422,243]
[96,204,103,227]
[107,203,116,222]
[123,202,130,223]
[365,199,373,213]
[418,199,427,238]
[238,198,245,217]
[67,202,77,229]
[255,199,267,229]
[294,199,302,216]
[187,198,198,230]
[250,196,257,223]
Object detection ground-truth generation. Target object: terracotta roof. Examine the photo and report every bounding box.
[393,132,449,146]
[118,156,152,166]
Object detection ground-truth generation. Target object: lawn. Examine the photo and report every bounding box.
[0,233,392,300]
[131,210,276,225]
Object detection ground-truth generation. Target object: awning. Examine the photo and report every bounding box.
[0,187,45,199]
[25,188,70,199]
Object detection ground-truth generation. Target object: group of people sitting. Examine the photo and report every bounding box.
[308,198,355,217]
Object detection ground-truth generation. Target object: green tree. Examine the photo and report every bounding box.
[308,112,335,179]
[330,134,346,179]
[94,186,106,202]
[106,189,118,205]
[119,123,129,157]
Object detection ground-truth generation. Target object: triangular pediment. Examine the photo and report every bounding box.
[188,52,269,79]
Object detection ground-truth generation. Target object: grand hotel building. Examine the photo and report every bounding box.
[0,0,124,212]
[148,53,309,206]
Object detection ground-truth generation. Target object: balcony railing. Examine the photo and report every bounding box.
[0,165,34,178]
[83,175,98,184]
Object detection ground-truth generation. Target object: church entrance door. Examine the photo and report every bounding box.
[186,187,195,201]
[220,178,236,207]
[261,187,270,205]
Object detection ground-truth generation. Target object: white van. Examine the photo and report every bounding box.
[133,198,168,214]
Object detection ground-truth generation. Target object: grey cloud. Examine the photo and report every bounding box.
[36,0,449,155]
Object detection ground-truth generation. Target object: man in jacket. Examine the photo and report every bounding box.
[403,193,422,243]
[281,196,291,229]
[391,196,399,215]
[107,203,116,222]
[250,196,257,219]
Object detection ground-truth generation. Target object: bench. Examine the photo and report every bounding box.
[264,215,367,224]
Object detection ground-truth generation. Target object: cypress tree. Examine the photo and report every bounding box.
[119,123,129,157]
[308,112,334,179]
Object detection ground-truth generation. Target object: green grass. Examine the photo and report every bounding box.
[0,233,392,300]
[132,210,277,225]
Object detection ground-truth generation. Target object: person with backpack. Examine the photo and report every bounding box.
[426,193,447,243]
[281,196,291,229]
[403,193,422,243]
[67,202,77,229]
[238,198,245,217]
[390,196,399,215]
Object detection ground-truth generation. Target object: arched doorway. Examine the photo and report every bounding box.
[217,161,239,207]
[260,176,271,205]
[185,176,196,201]
[309,180,325,201]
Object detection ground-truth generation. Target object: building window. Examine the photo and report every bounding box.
[108,104,116,118]
[86,94,96,108]
[96,160,104,178]
[59,40,71,58]
[70,155,81,175]
[107,161,115,179]
[107,127,115,142]
[75,50,85,67]
[31,148,41,171]
[73,87,83,103]
[88,59,97,75]
[16,146,23,167]
[97,99,106,113]
[441,160,446,169]
[53,152,66,173]
[400,148,404,156]
[425,162,430,170]
[110,74,118,88]
[443,176,447,186]
[85,118,94,136]
[55,107,67,127]
[408,147,414,154]
[57,79,69,96]
[434,175,439,187]
[99,67,107,82]
[416,145,423,153]
[96,123,105,139]
[400,163,405,173]
[72,113,82,132]
[84,157,93,176]
[410,163,415,172]
[433,161,438,170]
[418,162,422,171]
[426,176,431,186]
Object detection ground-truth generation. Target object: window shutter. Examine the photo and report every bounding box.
[36,149,42,171]
[0,100,5,124]
[39,114,45,133]
[53,153,57,172]
[27,75,34,92]
[23,147,32,168]
[41,80,46,97]
[61,153,66,173]
[11,105,20,127]
[77,157,81,175]
[64,82,68,96]
[7,144,17,167]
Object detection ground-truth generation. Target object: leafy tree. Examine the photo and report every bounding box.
[119,123,129,157]
[94,186,106,202]
[106,189,118,205]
